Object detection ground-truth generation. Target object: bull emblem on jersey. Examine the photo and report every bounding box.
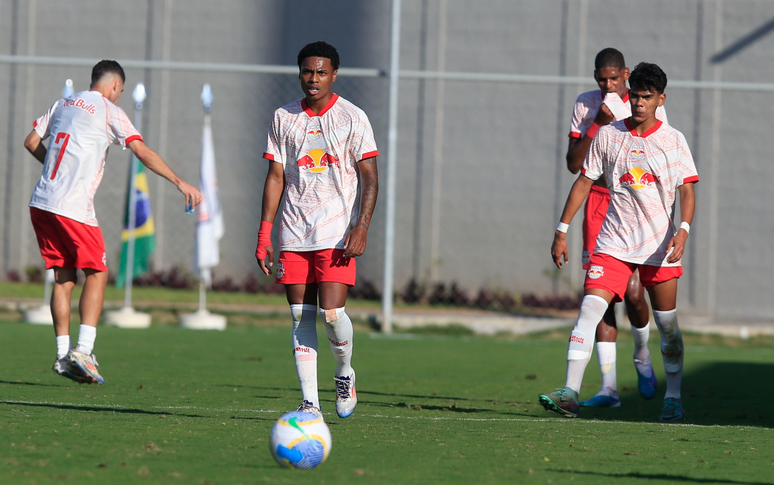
[297,148,339,173]
[618,167,660,190]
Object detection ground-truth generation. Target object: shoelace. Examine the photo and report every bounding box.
[334,377,351,399]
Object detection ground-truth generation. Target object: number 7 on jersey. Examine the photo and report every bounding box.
[50,132,71,180]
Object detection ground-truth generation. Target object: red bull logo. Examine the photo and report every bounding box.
[618,167,659,190]
[307,129,323,140]
[630,148,645,159]
[587,265,604,279]
[297,148,339,173]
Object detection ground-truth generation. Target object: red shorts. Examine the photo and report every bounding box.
[585,253,682,302]
[30,207,107,272]
[582,185,610,269]
[276,248,356,286]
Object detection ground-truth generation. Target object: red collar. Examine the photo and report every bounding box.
[301,94,339,117]
[624,118,662,138]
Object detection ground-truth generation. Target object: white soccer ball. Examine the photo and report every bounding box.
[269,411,332,469]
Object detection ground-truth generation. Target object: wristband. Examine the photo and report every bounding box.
[556,222,569,233]
[585,122,600,138]
[679,221,690,234]
[255,221,273,260]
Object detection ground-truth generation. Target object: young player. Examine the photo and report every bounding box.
[256,41,379,420]
[565,48,668,407]
[541,62,698,421]
[24,60,202,384]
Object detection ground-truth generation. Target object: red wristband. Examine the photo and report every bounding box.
[585,122,600,138]
[255,221,273,260]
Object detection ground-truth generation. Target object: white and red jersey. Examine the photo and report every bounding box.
[29,90,142,226]
[263,94,378,251]
[582,119,699,266]
[569,89,668,139]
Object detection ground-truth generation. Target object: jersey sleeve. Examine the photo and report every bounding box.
[676,132,699,186]
[568,96,589,139]
[262,112,284,165]
[106,103,143,147]
[581,128,606,181]
[350,110,379,161]
[32,101,60,140]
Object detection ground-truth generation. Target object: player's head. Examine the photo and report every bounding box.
[593,48,629,98]
[297,41,339,106]
[628,62,667,124]
[90,60,125,103]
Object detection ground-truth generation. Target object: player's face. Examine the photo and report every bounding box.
[629,88,665,124]
[299,57,337,105]
[594,66,629,98]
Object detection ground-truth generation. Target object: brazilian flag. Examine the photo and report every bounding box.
[115,160,155,288]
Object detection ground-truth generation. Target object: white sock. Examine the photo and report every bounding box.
[565,295,608,393]
[653,309,683,400]
[56,335,70,359]
[631,322,653,377]
[291,304,319,408]
[320,306,353,377]
[596,342,617,395]
[75,325,97,355]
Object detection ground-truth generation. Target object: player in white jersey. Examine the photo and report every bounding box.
[565,48,668,408]
[24,60,202,384]
[256,42,379,419]
[541,62,698,421]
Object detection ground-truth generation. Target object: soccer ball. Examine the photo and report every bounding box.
[269,411,332,469]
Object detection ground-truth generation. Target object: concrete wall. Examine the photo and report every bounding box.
[1,0,773,323]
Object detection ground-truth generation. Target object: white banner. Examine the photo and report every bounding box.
[193,114,224,287]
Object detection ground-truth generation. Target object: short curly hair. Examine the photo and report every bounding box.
[629,62,667,94]
[297,41,340,71]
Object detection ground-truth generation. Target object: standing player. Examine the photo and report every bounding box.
[541,62,698,421]
[256,41,379,419]
[24,60,202,384]
[565,48,666,407]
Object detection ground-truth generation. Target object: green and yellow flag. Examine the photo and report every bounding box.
[116,161,155,287]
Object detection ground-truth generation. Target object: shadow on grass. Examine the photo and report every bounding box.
[553,469,771,484]
[577,362,774,428]
[220,384,475,403]
[0,379,60,387]
[351,399,535,417]
[0,400,204,418]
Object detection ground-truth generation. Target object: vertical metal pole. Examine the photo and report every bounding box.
[381,0,402,333]
[123,83,146,308]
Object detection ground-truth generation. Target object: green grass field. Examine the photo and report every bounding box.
[1,306,773,484]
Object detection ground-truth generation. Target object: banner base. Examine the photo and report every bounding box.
[24,305,54,325]
[179,309,226,331]
[104,307,152,328]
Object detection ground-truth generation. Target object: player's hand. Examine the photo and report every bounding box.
[256,244,275,275]
[665,230,688,264]
[343,225,368,258]
[594,103,615,126]
[177,181,203,208]
[551,232,569,269]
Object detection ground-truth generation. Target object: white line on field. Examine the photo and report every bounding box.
[1,399,771,431]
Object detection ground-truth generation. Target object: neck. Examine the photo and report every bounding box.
[628,115,657,135]
[305,93,333,114]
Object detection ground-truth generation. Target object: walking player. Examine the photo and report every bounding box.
[541,62,698,421]
[256,41,379,419]
[24,60,202,384]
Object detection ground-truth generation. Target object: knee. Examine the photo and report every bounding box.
[624,279,645,303]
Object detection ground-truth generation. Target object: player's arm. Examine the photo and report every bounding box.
[666,182,696,264]
[566,104,615,174]
[127,139,202,209]
[24,130,46,164]
[344,157,379,258]
[551,173,594,269]
[256,161,285,275]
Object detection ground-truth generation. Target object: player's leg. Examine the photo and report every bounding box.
[646,273,685,422]
[580,306,620,407]
[280,251,322,416]
[317,249,357,418]
[51,267,78,378]
[67,268,108,384]
[625,270,657,399]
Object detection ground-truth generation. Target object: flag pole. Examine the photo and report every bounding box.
[199,84,212,315]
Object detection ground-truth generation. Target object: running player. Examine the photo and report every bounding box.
[256,41,379,419]
[565,48,666,407]
[24,60,202,384]
[541,62,697,421]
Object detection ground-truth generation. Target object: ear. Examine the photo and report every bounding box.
[622,67,630,81]
[593,70,600,82]
[332,70,338,83]
[658,92,666,107]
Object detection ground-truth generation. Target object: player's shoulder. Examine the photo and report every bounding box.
[574,89,603,106]
[653,121,688,143]
[599,119,628,137]
[274,99,304,117]
[331,95,368,119]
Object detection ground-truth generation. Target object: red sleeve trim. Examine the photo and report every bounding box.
[568,132,581,139]
[263,152,275,161]
[33,120,38,128]
[580,168,587,175]
[360,150,379,160]
[683,175,699,184]
[125,134,143,145]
